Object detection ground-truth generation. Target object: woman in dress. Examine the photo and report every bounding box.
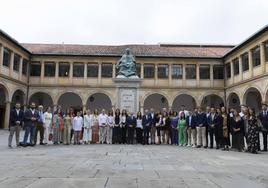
[219,106,230,150]
[136,111,143,144]
[170,111,179,145]
[155,111,162,145]
[162,111,171,144]
[230,109,244,152]
[63,109,72,145]
[121,109,128,144]
[91,109,99,144]
[113,109,121,144]
[247,108,260,154]
[53,110,63,145]
[43,107,52,144]
[106,110,114,144]
[83,109,93,144]
[178,111,187,146]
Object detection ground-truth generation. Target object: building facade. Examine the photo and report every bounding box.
[0,25,268,129]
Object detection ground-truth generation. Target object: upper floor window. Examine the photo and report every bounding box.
[186,64,196,79]
[101,63,112,78]
[13,53,20,72]
[59,62,70,77]
[30,61,41,76]
[158,64,169,79]
[3,48,10,67]
[252,46,260,67]
[233,58,239,75]
[226,63,231,79]
[264,41,268,62]
[144,64,154,78]
[44,61,55,77]
[172,64,183,79]
[199,64,210,79]
[241,53,249,72]
[87,63,98,77]
[136,63,141,77]
[73,62,84,77]
[213,65,224,79]
[22,59,28,75]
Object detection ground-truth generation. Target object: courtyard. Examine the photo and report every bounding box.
[0,130,268,188]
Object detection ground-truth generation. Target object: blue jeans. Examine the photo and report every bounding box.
[171,128,178,145]
[23,125,36,145]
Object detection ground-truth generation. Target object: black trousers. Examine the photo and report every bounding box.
[143,126,150,145]
[121,126,127,144]
[136,128,143,144]
[209,128,220,148]
[262,132,267,151]
[112,126,121,144]
[127,127,135,144]
[34,122,44,144]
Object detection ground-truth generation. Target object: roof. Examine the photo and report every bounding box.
[21,43,233,59]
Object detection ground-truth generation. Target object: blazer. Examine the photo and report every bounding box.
[24,109,39,127]
[148,113,156,126]
[9,108,24,127]
[127,116,137,128]
[142,115,150,128]
[186,115,197,129]
[196,112,206,127]
[207,113,219,130]
[258,111,268,131]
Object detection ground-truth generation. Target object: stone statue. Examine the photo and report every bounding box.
[116,48,138,78]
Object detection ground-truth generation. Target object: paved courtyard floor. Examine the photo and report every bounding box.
[0,130,268,188]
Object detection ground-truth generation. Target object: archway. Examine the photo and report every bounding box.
[29,92,53,110]
[201,94,224,109]
[11,90,25,108]
[0,85,8,129]
[144,93,169,112]
[58,92,82,113]
[172,94,196,111]
[243,87,262,112]
[86,93,112,112]
[227,93,240,110]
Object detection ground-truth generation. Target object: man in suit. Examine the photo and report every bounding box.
[149,108,156,144]
[196,107,207,148]
[126,112,136,144]
[22,102,39,147]
[258,103,268,151]
[34,105,45,145]
[142,109,151,145]
[207,107,220,149]
[8,102,24,148]
[205,106,211,147]
[186,110,197,147]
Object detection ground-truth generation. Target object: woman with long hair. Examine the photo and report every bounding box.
[178,111,187,146]
[63,109,72,145]
[91,109,99,144]
[219,106,230,150]
[121,109,128,144]
[155,111,162,145]
[136,111,143,144]
[106,110,114,144]
[230,109,244,152]
[247,108,260,154]
[113,109,121,144]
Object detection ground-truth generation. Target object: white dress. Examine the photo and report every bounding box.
[83,114,93,142]
[43,112,52,144]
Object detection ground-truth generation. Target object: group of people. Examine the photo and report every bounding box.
[8,101,268,154]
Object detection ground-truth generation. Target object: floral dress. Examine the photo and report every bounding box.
[247,117,259,153]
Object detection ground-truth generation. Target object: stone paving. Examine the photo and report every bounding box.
[1,130,268,188]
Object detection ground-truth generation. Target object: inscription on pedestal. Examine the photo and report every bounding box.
[118,88,137,113]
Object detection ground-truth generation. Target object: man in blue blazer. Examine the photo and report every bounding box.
[186,110,197,147]
[8,102,24,148]
[126,112,136,144]
[142,109,151,145]
[22,102,39,147]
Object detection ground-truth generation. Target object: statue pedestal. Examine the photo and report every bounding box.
[113,78,142,113]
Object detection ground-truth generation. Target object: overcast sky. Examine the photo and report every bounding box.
[1,0,268,45]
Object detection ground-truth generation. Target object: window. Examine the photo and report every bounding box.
[3,48,10,67]
[101,63,112,78]
[87,63,98,77]
[172,64,183,79]
[44,61,55,77]
[226,63,231,78]
[136,63,141,77]
[241,53,249,71]
[185,64,196,79]
[199,64,210,79]
[22,59,28,75]
[264,41,268,62]
[30,61,41,76]
[233,58,239,75]
[73,62,84,77]
[213,65,224,79]
[158,64,169,79]
[252,46,260,67]
[59,62,70,77]
[144,64,154,78]
[13,53,20,71]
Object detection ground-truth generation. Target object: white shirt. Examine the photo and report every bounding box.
[84,114,93,128]
[107,116,114,127]
[16,109,20,116]
[98,113,108,126]
[44,112,52,126]
[136,119,143,129]
[239,112,244,117]
[73,116,83,131]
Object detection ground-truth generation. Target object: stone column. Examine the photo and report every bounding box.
[4,101,11,129]
[112,63,116,78]
[55,61,59,84]
[182,63,186,87]
[238,56,243,81]
[19,57,23,80]
[98,62,102,84]
[40,60,45,84]
[168,64,172,86]
[9,51,14,77]
[230,61,234,84]
[154,64,158,86]
[0,45,3,73]
[70,61,73,84]
[248,50,253,78]
[140,63,144,79]
[196,63,200,86]
[210,64,213,86]
[260,42,266,73]
[84,62,87,84]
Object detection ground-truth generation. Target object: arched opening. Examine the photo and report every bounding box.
[86,93,112,112]
[227,93,240,110]
[58,92,82,113]
[144,93,168,112]
[201,94,224,109]
[244,87,262,112]
[0,85,8,129]
[172,94,196,111]
[11,90,25,108]
[29,92,53,110]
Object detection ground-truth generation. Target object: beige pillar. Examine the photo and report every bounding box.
[238,56,243,81]
[182,63,186,87]
[154,64,158,86]
[196,63,200,86]
[19,57,23,80]
[112,63,116,78]
[0,45,3,73]
[40,60,45,83]
[9,51,14,76]
[210,64,213,86]
[70,61,73,84]
[84,62,87,84]
[83,104,87,114]
[260,42,266,73]
[248,50,253,77]
[230,61,234,84]
[140,63,144,79]
[168,64,172,86]
[98,62,101,84]
[4,101,11,129]
[55,61,59,84]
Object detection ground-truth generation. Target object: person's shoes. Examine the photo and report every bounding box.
[40,143,45,145]
[196,145,201,148]
[261,149,267,152]
[8,145,12,148]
